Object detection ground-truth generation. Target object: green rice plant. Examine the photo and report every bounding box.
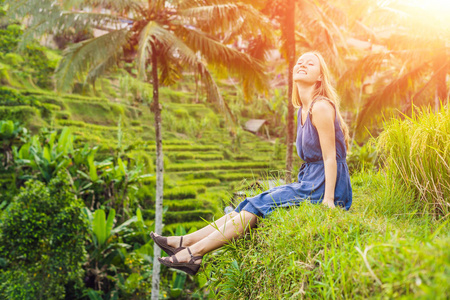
[163,139,191,145]
[145,145,221,152]
[216,173,260,182]
[176,178,221,187]
[0,105,40,124]
[169,152,195,160]
[195,154,224,161]
[57,119,118,132]
[165,199,214,211]
[164,186,201,200]
[377,106,450,217]
[143,209,214,223]
[62,93,109,103]
[166,161,271,172]
[55,111,71,120]
[165,210,214,223]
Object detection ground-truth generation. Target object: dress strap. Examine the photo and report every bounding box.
[308,96,335,115]
[308,96,336,124]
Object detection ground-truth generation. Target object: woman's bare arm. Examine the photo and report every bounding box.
[311,100,337,208]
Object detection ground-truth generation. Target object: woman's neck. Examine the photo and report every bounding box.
[295,82,316,109]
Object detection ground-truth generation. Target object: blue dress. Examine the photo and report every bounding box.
[235,97,352,217]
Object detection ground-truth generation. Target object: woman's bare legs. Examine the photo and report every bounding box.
[165,210,258,264]
[153,211,239,248]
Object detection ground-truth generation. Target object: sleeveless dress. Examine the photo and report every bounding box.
[234,97,352,218]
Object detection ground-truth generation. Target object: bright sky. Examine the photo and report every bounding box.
[405,0,450,20]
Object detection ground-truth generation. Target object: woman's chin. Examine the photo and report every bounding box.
[293,77,313,85]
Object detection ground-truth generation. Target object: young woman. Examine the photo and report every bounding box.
[151,52,352,276]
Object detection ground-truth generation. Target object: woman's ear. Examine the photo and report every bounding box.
[318,75,322,82]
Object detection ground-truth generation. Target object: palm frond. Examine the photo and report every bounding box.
[356,61,431,131]
[338,51,393,88]
[176,26,269,96]
[179,3,274,43]
[86,55,118,86]
[134,21,227,111]
[136,21,190,80]
[6,0,133,47]
[63,0,143,13]
[56,29,130,92]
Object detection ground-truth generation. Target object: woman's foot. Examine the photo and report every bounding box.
[152,232,185,248]
[158,247,203,276]
[150,232,186,256]
[163,247,202,265]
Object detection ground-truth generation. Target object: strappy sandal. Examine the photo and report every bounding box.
[150,232,185,256]
[158,247,203,276]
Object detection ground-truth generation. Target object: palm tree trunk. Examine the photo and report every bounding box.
[284,0,296,183]
[150,42,164,300]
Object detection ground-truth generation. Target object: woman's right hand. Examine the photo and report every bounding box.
[322,199,336,209]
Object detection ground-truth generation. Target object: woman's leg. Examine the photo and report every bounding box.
[154,211,239,248]
[166,210,258,263]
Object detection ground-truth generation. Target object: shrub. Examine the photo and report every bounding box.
[0,172,88,300]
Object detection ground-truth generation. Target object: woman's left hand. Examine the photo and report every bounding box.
[322,198,336,209]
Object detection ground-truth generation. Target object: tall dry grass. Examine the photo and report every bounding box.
[377,105,450,218]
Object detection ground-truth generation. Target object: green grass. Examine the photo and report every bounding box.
[204,170,450,299]
[377,106,450,217]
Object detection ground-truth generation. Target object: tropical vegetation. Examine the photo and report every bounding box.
[0,0,449,299]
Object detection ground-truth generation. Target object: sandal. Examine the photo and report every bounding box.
[158,247,202,276]
[150,232,185,256]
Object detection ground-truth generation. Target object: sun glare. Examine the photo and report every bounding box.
[407,0,450,21]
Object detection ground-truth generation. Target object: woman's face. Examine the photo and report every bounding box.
[293,53,322,85]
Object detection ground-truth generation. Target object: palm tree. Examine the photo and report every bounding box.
[337,0,449,138]
[7,0,273,297]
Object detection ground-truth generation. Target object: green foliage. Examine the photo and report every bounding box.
[0,120,26,170]
[377,107,450,217]
[82,207,154,298]
[0,172,88,300]
[0,24,56,88]
[14,127,74,183]
[347,140,378,174]
[0,105,40,124]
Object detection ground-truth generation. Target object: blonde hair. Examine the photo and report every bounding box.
[292,51,350,149]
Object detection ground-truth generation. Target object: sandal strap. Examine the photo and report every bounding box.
[170,255,178,263]
[179,236,183,248]
[187,247,202,263]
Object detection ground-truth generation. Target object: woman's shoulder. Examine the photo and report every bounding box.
[311,97,335,114]
[310,97,336,126]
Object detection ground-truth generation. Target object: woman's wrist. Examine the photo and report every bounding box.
[323,197,334,204]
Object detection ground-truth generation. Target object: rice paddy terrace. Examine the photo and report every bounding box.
[0,82,294,234]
